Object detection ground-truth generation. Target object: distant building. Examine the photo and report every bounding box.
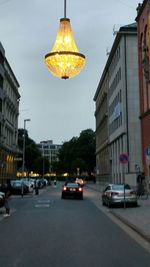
[136,0,150,179]
[94,23,142,186]
[0,42,20,184]
[37,140,62,172]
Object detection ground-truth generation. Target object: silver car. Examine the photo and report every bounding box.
[102,184,137,207]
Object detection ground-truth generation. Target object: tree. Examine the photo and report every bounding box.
[57,129,95,175]
[17,128,50,174]
[33,156,49,175]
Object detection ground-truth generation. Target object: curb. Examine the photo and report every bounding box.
[86,184,150,243]
[110,211,150,243]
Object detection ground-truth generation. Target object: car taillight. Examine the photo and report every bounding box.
[78,187,83,192]
[111,192,119,196]
[63,186,67,191]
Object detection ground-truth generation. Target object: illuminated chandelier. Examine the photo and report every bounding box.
[45,0,86,79]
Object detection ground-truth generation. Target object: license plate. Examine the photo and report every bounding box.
[70,188,76,191]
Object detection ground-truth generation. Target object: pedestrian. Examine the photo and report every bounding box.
[54,179,57,186]
[35,179,39,195]
[137,182,145,197]
[4,179,12,217]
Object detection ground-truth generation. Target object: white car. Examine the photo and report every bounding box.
[0,191,5,208]
[102,184,138,207]
[75,178,84,186]
[21,180,34,193]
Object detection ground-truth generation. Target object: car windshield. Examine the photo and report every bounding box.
[66,183,79,188]
[111,184,131,190]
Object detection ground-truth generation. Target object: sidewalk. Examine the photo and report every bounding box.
[86,182,150,242]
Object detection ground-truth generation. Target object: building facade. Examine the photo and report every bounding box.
[136,0,150,180]
[94,70,109,185]
[0,42,20,184]
[37,140,62,172]
[94,24,142,186]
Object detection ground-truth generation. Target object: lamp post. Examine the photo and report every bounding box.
[42,143,45,178]
[22,118,31,196]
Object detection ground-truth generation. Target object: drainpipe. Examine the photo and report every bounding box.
[124,35,130,173]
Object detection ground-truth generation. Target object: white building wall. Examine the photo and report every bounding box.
[108,33,142,184]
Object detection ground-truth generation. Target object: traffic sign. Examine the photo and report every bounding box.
[119,153,129,164]
[146,146,150,156]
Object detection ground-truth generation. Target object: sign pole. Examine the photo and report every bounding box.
[123,164,126,209]
[119,153,129,209]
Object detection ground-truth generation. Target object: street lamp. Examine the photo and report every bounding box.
[22,119,31,179]
[42,143,45,178]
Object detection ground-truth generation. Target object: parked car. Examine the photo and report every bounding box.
[101,184,137,207]
[36,178,47,188]
[11,180,28,195]
[61,182,83,200]
[0,191,5,208]
[21,179,34,193]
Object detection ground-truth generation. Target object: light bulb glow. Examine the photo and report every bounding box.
[45,18,86,79]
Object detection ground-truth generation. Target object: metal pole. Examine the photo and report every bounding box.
[22,120,26,179]
[22,119,30,197]
[42,145,45,178]
[123,164,126,209]
[21,120,26,197]
[64,0,66,18]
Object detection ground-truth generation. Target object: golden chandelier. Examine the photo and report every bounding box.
[45,0,86,79]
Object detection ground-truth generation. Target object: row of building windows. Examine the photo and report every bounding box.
[4,80,18,107]
[109,90,122,117]
[109,112,122,135]
[0,51,4,66]
[109,46,121,79]
[39,144,59,150]
[43,149,58,155]
[108,67,121,98]
[0,74,3,88]
[5,127,13,147]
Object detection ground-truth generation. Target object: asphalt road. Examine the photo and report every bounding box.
[0,184,150,267]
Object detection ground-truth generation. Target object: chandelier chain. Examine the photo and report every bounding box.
[64,0,66,18]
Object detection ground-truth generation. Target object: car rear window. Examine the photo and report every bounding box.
[112,184,131,190]
[66,183,79,188]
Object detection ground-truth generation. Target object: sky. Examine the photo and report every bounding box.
[0,0,141,144]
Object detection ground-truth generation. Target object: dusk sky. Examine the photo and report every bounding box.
[0,0,140,144]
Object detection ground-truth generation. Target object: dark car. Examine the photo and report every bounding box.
[101,184,137,207]
[11,180,28,195]
[0,191,5,208]
[61,182,83,200]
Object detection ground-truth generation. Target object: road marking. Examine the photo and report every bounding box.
[34,199,54,208]
[35,204,50,208]
[37,200,51,203]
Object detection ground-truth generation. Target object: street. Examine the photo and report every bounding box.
[0,183,150,267]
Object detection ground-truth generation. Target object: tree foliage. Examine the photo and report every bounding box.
[17,129,50,175]
[53,129,95,175]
